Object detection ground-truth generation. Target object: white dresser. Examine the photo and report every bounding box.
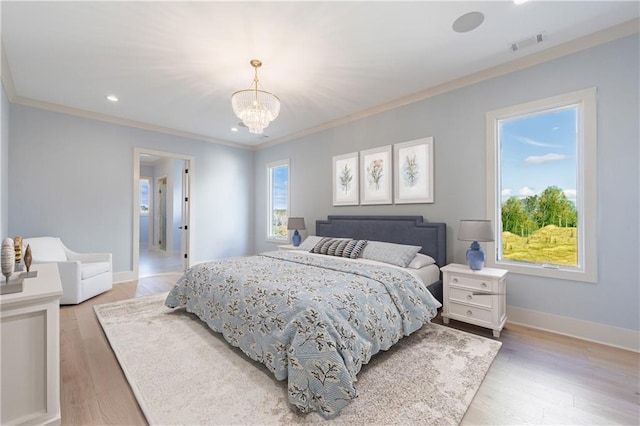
[441,263,507,338]
[1,264,62,426]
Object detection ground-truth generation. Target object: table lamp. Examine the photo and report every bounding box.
[458,220,494,270]
[287,217,306,247]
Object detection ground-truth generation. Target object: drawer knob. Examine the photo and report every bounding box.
[452,278,458,284]
[466,294,473,300]
[481,282,487,288]
[467,310,473,316]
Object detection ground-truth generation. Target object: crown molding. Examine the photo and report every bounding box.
[258,18,640,151]
[9,95,251,150]
[1,41,18,101]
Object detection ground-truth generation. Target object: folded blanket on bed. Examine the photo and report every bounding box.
[165,251,439,418]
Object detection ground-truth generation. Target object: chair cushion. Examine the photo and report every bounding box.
[81,261,111,280]
[23,237,67,262]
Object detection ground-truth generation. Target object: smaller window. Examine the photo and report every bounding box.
[266,159,289,242]
[139,178,150,215]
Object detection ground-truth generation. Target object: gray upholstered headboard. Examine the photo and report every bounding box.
[315,215,446,268]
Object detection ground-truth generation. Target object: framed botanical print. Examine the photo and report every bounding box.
[394,137,434,204]
[360,145,392,205]
[332,152,359,206]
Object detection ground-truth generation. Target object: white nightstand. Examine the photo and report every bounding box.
[278,244,299,251]
[441,263,507,338]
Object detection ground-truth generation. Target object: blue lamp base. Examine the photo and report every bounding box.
[292,230,301,247]
[466,241,485,270]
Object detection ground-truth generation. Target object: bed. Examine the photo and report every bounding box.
[165,215,446,418]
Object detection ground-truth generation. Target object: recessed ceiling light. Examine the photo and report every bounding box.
[514,0,530,5]
[106,95,119,102]
[452,11,484,33]
[231,127,238,132]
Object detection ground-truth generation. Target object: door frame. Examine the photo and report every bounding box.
[133,147,195,278]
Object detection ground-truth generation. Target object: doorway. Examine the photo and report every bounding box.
[133,148,194,278]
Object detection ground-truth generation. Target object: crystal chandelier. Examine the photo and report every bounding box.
[231,59,280,134]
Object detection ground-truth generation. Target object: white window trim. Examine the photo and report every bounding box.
[486,87,597,283]
[266,159,290,243]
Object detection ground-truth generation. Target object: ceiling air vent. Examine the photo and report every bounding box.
[510,32,545,52]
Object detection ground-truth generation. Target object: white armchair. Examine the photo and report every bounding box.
[22,237,113,304]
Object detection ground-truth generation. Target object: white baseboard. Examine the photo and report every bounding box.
[507,306,639,353]
[113,271,136,284]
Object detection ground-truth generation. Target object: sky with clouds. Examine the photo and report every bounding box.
[500,106,577,203]
[272,164,289,210]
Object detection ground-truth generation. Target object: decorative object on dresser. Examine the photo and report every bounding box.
[23,244,32,272]
[441,263,507,337]
[458,219,495,270]
[13,236,23,269]
[1,238,15,283]
[286,217,305,247]
[393,137,434,204]
[360,145,392,205]
[332,152,359,206]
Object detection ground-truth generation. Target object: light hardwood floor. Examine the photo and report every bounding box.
[60,276,639,425]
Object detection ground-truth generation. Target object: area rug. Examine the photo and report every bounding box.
[94,293,501,425]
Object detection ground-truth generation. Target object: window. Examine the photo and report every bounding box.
[486,88,597,282]
[266,159,289,242]
[139,178,150,215]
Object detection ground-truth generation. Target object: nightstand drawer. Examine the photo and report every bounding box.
[449,287,492,308]
[449,274,493,291]
[448,302,493,324]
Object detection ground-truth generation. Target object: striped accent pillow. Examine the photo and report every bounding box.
[350,239,368,258]
[311,237,331,253]
[327,239,343,256]
[343,239,368,259]
[334,239,350,257]
[319,238,338,255]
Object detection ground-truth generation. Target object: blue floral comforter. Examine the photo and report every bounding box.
[164,251,439,418]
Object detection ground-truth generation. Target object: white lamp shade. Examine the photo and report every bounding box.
[458,220,494,242]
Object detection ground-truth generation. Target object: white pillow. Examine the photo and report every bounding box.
[297,236,323,251]
[361,241,422,268]
[407,253,436,269]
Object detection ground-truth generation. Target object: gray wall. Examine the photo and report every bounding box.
[254,35,639,332]
[8,105,254,273]
[1,84,8,239]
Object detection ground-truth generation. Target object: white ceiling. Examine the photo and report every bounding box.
[1,1,638,148]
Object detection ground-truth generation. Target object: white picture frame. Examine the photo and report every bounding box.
[394,137,434,204]
[332,152,359,206]
[360,145,392,205]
